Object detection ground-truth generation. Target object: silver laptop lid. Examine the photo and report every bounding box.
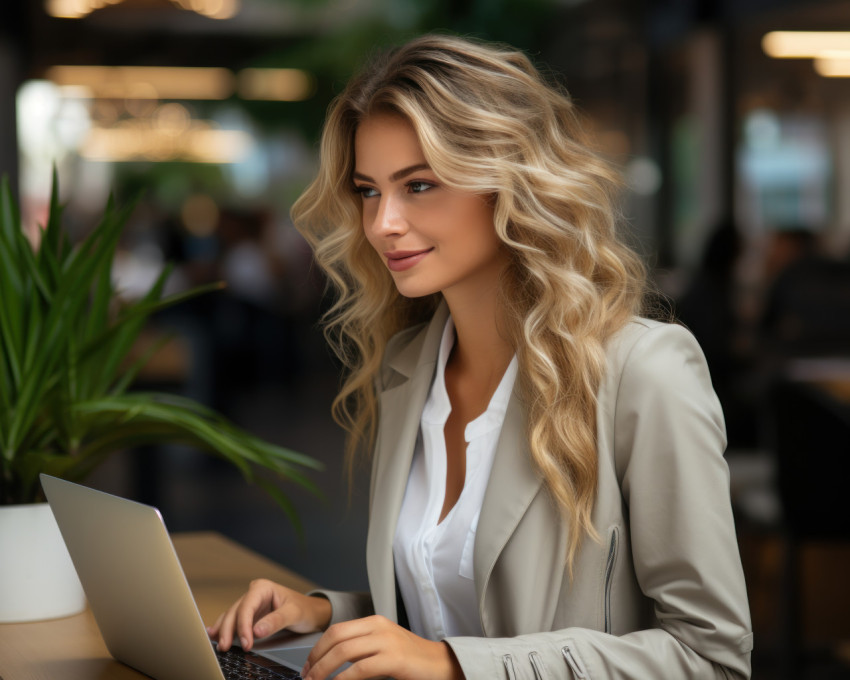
[41,474,227,680]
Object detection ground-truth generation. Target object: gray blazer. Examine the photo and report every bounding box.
[318,303,753,679]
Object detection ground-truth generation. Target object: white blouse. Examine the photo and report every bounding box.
[392,317,518,640]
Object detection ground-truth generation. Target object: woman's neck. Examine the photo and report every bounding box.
[443,288,513,391]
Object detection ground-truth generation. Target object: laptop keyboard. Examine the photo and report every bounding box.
[216,647,302,679]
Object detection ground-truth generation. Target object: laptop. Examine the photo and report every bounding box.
[41,473,346,680]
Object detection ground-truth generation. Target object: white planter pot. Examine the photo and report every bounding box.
[0,502,87,623]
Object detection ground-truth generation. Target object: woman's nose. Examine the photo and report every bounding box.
[371,195,407,236]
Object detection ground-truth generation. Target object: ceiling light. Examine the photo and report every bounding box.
[80,126,252,163]
[762,31,850,59]
[171,0,240,20]
[814,56,850,77]
[45,0,238,20]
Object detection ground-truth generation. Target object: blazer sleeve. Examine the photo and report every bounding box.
[444,323,753,679]
[306,589,374,626]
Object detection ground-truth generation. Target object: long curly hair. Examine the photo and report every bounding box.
[292,33,648,569]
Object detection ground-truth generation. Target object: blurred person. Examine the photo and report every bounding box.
[759,228,850,362]
[211,209,291,406]
[676,220,742,386]
[208,34,752,679]
[761,228,817,290]
[218,208,280,310]
[676,220,758,447]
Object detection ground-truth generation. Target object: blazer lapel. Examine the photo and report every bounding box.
[473,389,547,629]
[366,303,449,620]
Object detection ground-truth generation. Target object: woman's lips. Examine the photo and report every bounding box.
[384,248,432,272]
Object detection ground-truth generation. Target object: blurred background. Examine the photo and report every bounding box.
[2,0,850,677]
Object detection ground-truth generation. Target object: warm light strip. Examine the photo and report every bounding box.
[815,57,850,77]
[45,65,314,102]
[45,0,239,20]
[46,65,236,100]
[762,31,850,58]
[170,0,240,20]
[80,127,252,163]
[46,0,123,19]
[237,69,315,101]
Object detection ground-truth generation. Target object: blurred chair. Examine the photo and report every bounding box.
[765,374,850,678]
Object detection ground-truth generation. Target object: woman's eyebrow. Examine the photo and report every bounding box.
[352,163,431,184]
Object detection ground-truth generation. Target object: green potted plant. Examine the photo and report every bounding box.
[0,173,322,622]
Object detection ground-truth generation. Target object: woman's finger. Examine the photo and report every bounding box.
[234,582,280,650]
[211,596,246,651]
[304,626,379,680]
[305,616,374,670]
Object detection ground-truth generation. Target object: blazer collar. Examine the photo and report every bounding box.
[386,303,450,379]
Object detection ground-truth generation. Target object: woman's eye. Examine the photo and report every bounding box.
[408,181,434,194]
[355,185,379,198]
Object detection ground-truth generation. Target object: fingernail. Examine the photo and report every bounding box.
[301,662,309,677]
[255,623,268,637]
[240,637,249,649]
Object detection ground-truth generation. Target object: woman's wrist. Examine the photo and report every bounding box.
[307,594,333,631]
[439,641,465,680]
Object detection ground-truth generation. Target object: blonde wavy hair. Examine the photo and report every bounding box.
[292,34,648,568]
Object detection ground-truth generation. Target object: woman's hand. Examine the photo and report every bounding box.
[301,615,463,680]
[206,578,332,652]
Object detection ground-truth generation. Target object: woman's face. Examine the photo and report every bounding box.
[354,112,506,302]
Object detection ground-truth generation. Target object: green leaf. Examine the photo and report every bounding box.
[87,263,172,398]
[0,180,25,394]
[39,166,64,259]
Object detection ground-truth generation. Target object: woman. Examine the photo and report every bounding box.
[209,34,753,679]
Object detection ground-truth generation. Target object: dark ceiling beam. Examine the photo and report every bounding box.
[647,0,821,45]
[25,18,302,76]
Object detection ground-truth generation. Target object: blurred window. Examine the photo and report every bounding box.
[738,109,831,231]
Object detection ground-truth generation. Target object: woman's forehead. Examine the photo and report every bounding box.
[353,114,428,175]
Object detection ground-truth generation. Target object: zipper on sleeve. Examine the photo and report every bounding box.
[502,654,517,680]
[603,525,620,634]
[561,645,589,679]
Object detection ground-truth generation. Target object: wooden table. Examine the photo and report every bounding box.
[0,532,317,680]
